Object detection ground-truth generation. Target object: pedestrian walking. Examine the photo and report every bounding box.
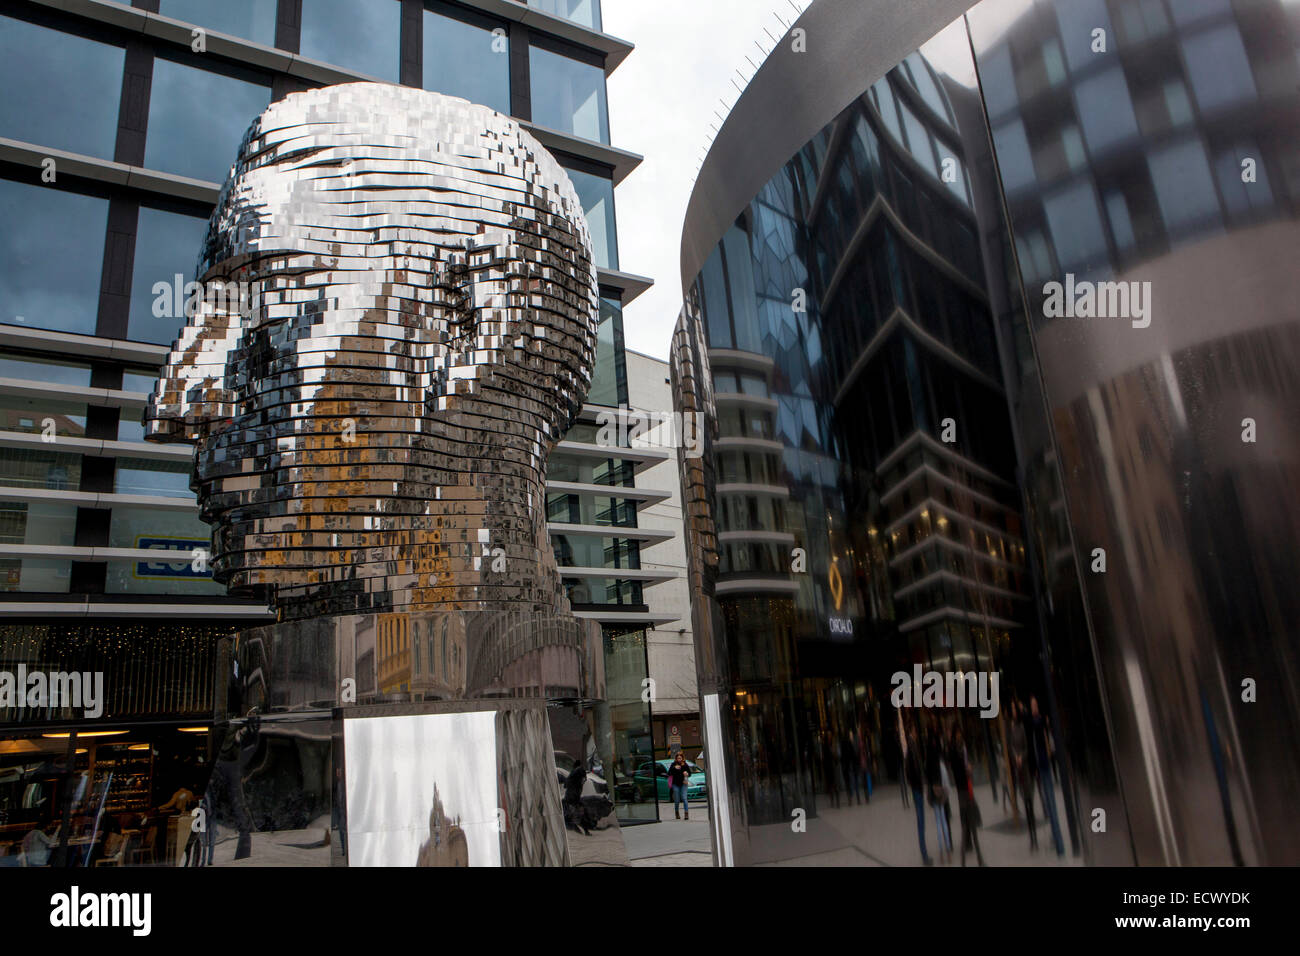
[1029,696,1064,856]
[925,728,953,863]
[1010,699,1037,851]
[904,725,930,865]
[949,726,986,866]
[667,752,691,820]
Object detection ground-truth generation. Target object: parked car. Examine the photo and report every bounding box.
[632,759,707,803]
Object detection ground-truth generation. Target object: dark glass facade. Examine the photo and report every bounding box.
[966,0,1300,866]
[675,0,1300,866]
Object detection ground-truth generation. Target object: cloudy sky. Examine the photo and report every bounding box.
[602,0,813,359]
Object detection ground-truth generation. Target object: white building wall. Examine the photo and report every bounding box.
[624,349,697,716]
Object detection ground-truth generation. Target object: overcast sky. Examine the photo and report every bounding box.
[602,1,812,360]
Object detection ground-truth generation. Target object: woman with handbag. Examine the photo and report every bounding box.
[667,752,691,820]
[924,728,953,863]
[949,726,986,866]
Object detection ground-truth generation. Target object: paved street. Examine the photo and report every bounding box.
[622,802,714,867]
[618,777,1085,867]
[193,782,1082,867]
[743,775,1083,867]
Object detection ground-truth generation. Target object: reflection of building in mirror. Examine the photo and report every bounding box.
[343,712,503,868]
[415,784,469,867]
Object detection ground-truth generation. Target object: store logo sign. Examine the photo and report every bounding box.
[135,537,211,579]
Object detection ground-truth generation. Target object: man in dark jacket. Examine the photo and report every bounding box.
[1029,696,1065,856]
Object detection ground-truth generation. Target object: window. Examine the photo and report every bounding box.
[588,296,627,407]
[563,165,618,270]
[0,15,123,160]
[1134,75,1194,136]
[0,448,83,490]
[977,44,1018,120]
[934,149,971,205]
[1214,143,1274,220]
[424,4,510,114]
[1104,191,1136,253]
[1074,67,1138,155]
[1147,137,1222,236]
[528,0,601,32]
[0,558,71,593]
[699,246,733,349]
[722,227,760,354]
[0,180,107,337]
[898,102,939,178]
[1032,122,1088,181]
[0,501,77,546]
[1114,0,1170,43]
[109,506,210,550]
[0,354,92,388]
[300,0,400,79]
[1181,24,1257,113]
[1163,80,1193,127]
[115,458,194,498]
[118,407,146,442]
[1014,228,1054,285]
[1170,0,1233,28]
[1055,0,1113,70]
[0,397,87,439]
[871,78,904,146]
[991,119,1036,193]
[106,557,225,596]
[529,45,609,142]
[145,57,272,183]
[551,535,639,570]
[1062,125,1086,172]
[159,0,277,46]
[1042,177,1109,273]
[1041,38,1066,86]
[128,205,212,346]
[123,368,164,393]
[902,53,952,124]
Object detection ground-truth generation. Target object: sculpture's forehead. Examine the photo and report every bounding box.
[215,86,584,241]
[244,88,538,174]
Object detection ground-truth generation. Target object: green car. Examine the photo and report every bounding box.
[633,759,707,803]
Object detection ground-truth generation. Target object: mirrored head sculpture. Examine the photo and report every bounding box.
[147,82,598,621]
[145,83,622,866]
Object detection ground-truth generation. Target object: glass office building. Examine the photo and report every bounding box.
[0,0,660,865]
[674,0,1300,866]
